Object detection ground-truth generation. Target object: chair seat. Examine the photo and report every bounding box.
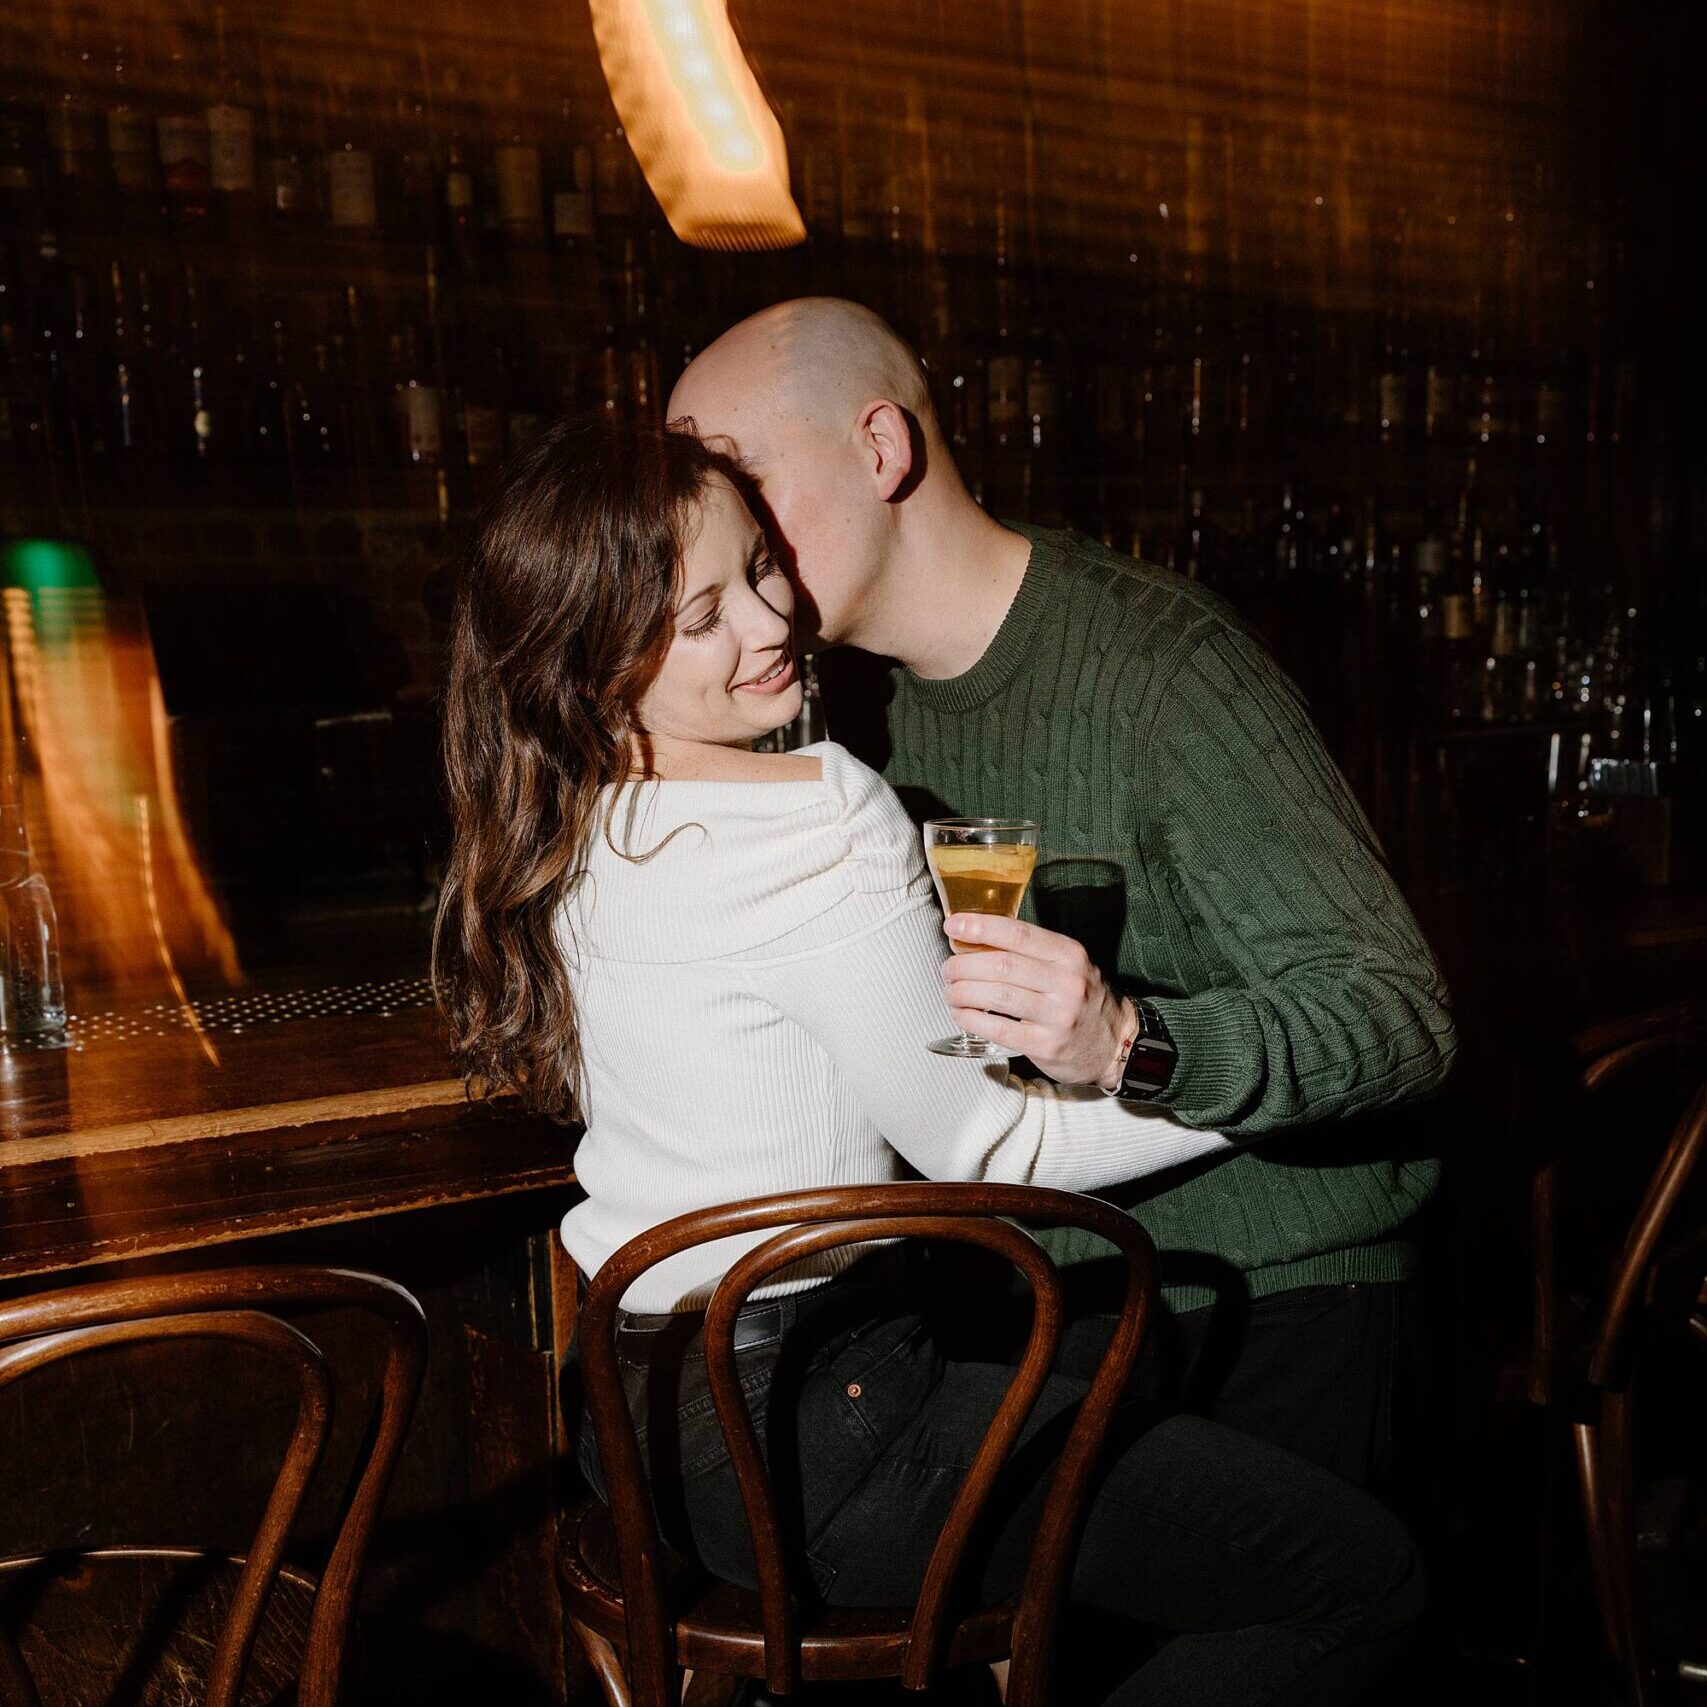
[0,1547,322,1707]
[559,1494,1013,1684]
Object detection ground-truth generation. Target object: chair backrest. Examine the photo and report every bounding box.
[577,1181,1158,1707]
[0,1264,427,1707]
[1575,1006,1707,1390]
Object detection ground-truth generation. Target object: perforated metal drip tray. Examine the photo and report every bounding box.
[5,976,436,1052]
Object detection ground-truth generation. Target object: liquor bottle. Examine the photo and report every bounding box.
[388,316,443,486]
[205,5,257,208]
[1273,480,1303,580]
[459,318,506,476]
[1438,483,1479,723]
[249,300,292,483]
[1376,312,1410,447]
[1469,325,1512,447]
[330,281,382,487]
[103,35,157,214]
[494,71,545,246]
[177,265,220,469]
[261,45,313,225]
[1532,350,1568,449]
[439,99,480,280]
[619,236,660,430]
[25,225,71,472]
[107,259,146,464]
[0,95,44,218]
[1023,295,1064,524]
[593,119,641,259]
[0,802,66,1042]
[778,654,827,750]
[44,10,100,204]
[387,69,437,245]
[299,327,350,488]
[504,340,550,456]
[984,189,1025,514]
[550,109,596,260]
[324,78,378,231]
[59,260,114,470]
[157,39,212,222]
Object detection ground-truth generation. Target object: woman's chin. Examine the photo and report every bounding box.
[758,684,806,740]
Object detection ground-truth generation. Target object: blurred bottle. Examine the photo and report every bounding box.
[0,801,66,1042]
[620,236,660,429]
[205,4,257,213]
[45,7,100,207]
[324,77,377,231]
[157,40,211,222]
[261,45,314,226]
[494,69,544,246]
[551,110,596,269]
[438,76,480,279]
[773,654,826,751]
[388,65,437,244]
[103,33,157,219]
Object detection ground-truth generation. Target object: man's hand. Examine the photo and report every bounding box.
[941,913,1133,1087]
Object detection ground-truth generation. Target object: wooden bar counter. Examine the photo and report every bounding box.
[0,948,584,1703]
[0,967,577,1280]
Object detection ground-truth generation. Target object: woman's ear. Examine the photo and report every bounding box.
[856,399,916,501]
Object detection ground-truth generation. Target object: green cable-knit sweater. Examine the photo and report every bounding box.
[884,524,1457,1310]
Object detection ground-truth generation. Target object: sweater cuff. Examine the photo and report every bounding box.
[1146,990,1263,1128]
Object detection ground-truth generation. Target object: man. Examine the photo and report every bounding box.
[669,297,1456,1489]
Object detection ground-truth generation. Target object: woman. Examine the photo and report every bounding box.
[435,418,1423,1705]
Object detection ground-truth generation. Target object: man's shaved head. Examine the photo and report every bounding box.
[670,297,934,461]
[667,299,968,651]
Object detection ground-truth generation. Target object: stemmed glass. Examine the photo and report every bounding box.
[922,817,1039,1060]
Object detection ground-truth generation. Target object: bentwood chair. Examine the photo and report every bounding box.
[1529,1004,1707,1705]
[0,1265,427,1707]
[558,1181,1158,1707]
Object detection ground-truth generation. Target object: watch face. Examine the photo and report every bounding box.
[1123,1038,1176,1096]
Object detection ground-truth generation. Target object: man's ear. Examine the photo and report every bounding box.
[855,398,915,501]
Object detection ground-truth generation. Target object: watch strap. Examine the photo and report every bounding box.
[1117,1000,1178,1100]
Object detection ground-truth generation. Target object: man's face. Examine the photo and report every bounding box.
[670,378,877,650]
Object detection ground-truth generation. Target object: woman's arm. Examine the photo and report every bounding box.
[744,891,1235,1191]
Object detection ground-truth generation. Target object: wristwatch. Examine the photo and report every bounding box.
[1107,999,1178,1101]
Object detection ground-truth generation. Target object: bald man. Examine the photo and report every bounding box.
[670,298,1457,1491]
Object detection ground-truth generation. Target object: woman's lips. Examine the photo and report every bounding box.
[734,653,797,696]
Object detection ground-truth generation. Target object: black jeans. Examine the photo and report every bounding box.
[577,1252,1425,1707]
[1048,1273,1418,1492]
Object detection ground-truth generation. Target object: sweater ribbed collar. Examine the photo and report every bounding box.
[898,522,1066,714]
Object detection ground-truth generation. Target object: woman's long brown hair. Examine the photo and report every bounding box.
[433,416,734,1118]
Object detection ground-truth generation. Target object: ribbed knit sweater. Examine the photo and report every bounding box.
[884,525,1457,1309]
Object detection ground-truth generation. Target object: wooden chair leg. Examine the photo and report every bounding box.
[1575,1417,1620,1657]
[1600,1390,1650,1707]
[569,1619,635,1707]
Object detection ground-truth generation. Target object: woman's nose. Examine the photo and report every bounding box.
[744,584,792,649]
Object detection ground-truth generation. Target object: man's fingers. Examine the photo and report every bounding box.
[942,950,1056,995]
[944,913,1066,956]
[946,1006,1037,1053]
[943,979,1056,1024]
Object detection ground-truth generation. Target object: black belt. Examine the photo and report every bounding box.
[614,1300,788,1356]
[599,1244,928,1363]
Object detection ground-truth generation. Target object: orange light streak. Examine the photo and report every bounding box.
[135,793,220,1068]
[587,0,805,250]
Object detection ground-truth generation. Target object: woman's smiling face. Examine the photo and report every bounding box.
[636,475,803,750]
